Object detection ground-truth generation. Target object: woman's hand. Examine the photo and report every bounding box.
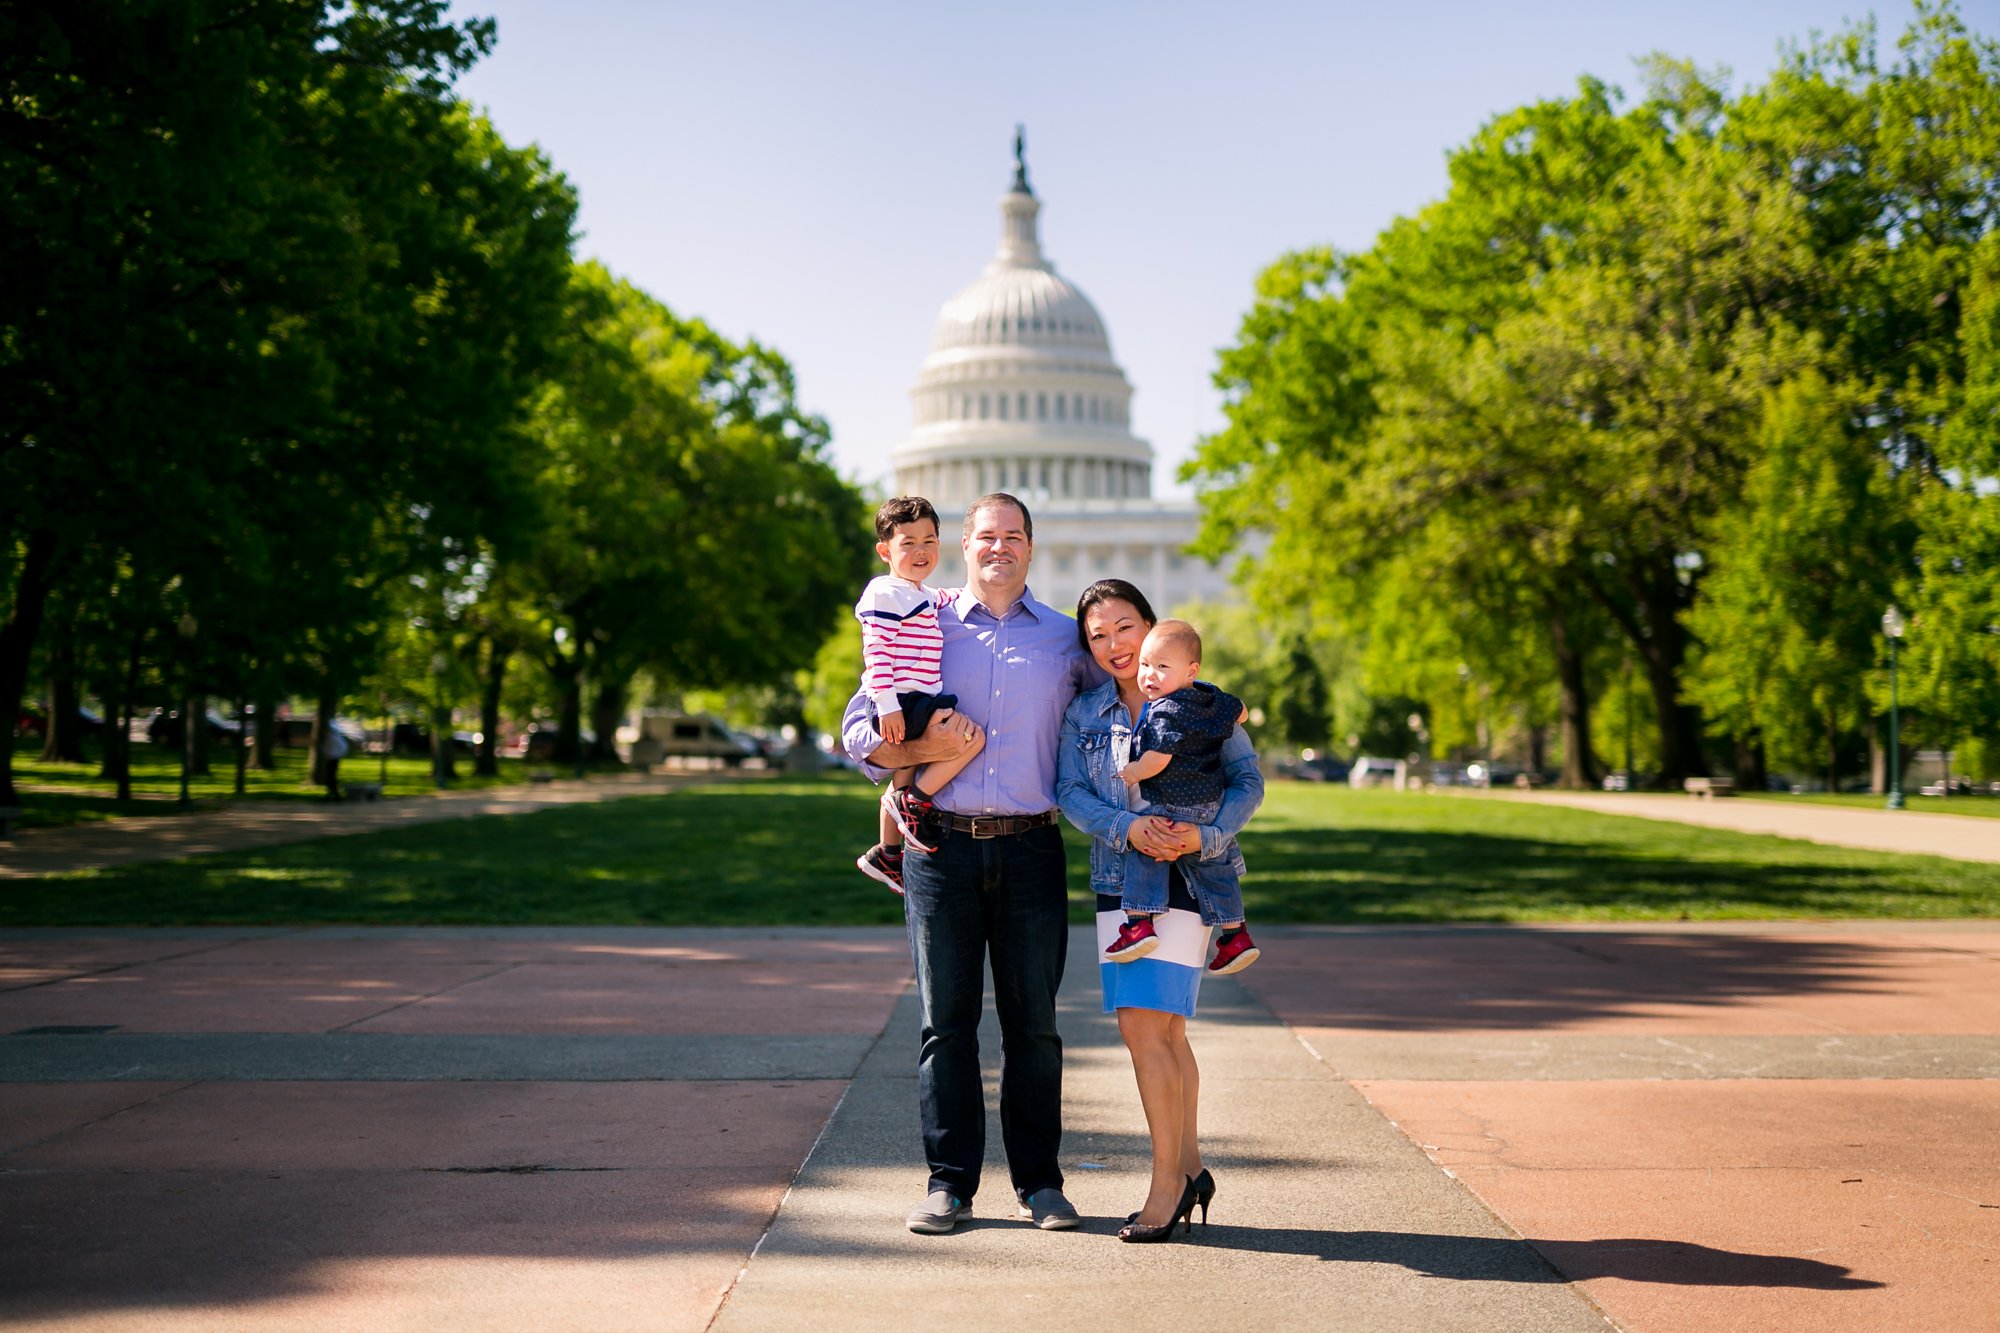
[1129,815,1198,861]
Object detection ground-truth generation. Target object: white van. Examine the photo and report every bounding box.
[633,713,761,768]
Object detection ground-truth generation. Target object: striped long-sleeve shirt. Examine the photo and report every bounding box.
[855,575,949,713]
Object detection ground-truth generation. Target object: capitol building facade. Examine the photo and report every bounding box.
[889,144,1239,617]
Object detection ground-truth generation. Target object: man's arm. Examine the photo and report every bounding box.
[840,687,980,779]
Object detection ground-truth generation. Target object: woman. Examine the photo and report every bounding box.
[1055,579,1264,1242]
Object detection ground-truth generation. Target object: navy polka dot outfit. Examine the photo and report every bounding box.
[1134,681,1244,808]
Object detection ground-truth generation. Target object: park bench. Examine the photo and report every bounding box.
[0,805,21,839]
[346,782,384,802]
[1684,776,1736,799]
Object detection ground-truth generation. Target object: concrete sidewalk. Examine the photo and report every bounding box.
[4,922,1995,1330]
[1499,790,2000,863]
[0,769,751,880]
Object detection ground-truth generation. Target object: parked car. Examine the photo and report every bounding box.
[146,707,243,746]
[1292,755,1351,783]
[15,706,105,739]
[1347,756,1402,788]
[511,725,593,761]
[381,722,479,756]
[632,712,762,768]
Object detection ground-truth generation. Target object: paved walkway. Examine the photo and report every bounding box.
[1498,790,1999,863]
[3,923,1995,1330]
[0,770,752,879]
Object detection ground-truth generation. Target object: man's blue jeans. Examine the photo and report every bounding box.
[902,821,1069,1203]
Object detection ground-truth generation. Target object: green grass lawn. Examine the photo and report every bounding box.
[10,745,553,830]
[5,777,1995,927]
[1737,790,2000,820]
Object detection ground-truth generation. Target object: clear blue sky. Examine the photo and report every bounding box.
[450,0,1995,498]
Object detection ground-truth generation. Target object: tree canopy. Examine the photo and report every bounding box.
[1188,1,2000,789]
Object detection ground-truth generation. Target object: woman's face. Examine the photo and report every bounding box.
[1081,598,1153,682]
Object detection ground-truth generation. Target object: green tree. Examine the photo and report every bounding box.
[517,264,867,763]
[1684,374,1916,787]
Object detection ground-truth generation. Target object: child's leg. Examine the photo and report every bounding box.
[1120,847,1171,918]
[881,768,916,849]
[908,727,984,802]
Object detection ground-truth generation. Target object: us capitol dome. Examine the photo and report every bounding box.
[889,132,1240,614]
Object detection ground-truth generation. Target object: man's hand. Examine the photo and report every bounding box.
[879,707,906,744]
[866,708,983,769]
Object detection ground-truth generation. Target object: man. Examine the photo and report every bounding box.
[842,493,1100,1234]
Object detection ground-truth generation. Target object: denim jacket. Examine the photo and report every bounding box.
[1056,677,1265,896]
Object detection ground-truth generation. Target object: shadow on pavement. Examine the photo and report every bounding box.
[1181,1227,1882,1290]
[1238,929,1913,1032]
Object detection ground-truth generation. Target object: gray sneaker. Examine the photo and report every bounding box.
[1015,1186,1081,1230]
[906,1189,971,1234]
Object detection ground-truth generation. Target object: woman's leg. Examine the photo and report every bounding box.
[1117,1007,1188,1225]
[1168,1014,1204,1180]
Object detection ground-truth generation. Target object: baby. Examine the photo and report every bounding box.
[1105,618,1261,975]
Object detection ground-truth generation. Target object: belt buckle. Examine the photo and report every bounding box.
[967,816,1002,840]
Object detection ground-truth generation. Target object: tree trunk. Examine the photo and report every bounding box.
[430,700,457,786]
[1549,610,1596,790]
[234,695,249,796]
[1826,710,1840,794]
[39,616,86,763]
[115,693,135,801]
[1733,733,1767,794]
[476,638,506,777]
[98,632,139,791]
[252,691,279,770]
[1869,727,1885,795]
[309,685,338,787]
[186,691,211,775]
[0,530,61,807]
[588,678,625,765]
[552,665,583,765]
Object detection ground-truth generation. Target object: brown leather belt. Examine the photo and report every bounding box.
[938,810,1058,839]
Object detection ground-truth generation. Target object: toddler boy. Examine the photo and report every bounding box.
[853,496,984,893]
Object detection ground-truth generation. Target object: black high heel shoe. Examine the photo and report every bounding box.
[1128,1168,1215,1226]
[1191,1167,1215,1225]
[1118,1176,1196,1243]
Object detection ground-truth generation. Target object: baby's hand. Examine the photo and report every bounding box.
[879,709,906,744]
[1238,704,1250,725]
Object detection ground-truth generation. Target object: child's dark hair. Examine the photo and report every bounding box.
[875,495,940,542]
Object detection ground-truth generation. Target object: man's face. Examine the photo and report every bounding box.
[1136,630,1200,701]
[963,502,1031,600]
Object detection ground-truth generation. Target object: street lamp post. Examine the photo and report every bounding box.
[177,613,198,811]
[1883,606,1906,811]
[1622,656,1635,790]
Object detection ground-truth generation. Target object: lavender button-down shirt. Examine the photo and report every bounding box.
[842,586,1103,816]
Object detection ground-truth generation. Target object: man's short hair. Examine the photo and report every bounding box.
[876,495,940,543]
[963,492,1033,542]
[1147,618,1202,662]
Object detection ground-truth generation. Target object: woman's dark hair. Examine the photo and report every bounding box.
[1074,579,1156,650]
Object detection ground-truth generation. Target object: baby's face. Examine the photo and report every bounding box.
[878,519,939,584]
[1136,633,1199,701]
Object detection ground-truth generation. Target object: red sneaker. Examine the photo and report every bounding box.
[1105,917,1160,963]
[1208,928,1260,975]
[882,787,939,854]
[856,844,904,895]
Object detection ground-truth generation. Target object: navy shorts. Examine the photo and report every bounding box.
[872,690,957,739]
